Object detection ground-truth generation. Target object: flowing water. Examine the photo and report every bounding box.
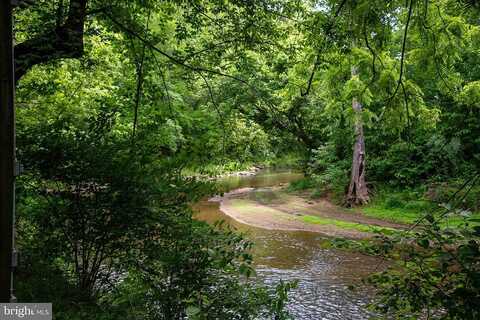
[194,169,382,319]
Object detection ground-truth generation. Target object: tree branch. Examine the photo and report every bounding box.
[389,0,414,101]
[301,54,320,96]
[101,10,250,86]
[14,0,88,83]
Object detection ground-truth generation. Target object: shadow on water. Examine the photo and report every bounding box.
[193,169,381,319]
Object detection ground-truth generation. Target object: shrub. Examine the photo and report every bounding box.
[287,177,316,191]
[369,213,480,319]
[384,195,406,209]
[15,115,293,318]
[425,182,480,211]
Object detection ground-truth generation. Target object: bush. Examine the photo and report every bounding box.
[425,182,480,211]
[384,195,406,209]
[287,177,316,191]
[369,213,480,319]
[15,114,293,319]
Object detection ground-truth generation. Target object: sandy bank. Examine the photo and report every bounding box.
[215,187,407,239]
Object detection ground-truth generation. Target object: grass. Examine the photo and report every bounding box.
[360,198,480,227]
[301,215,397,235]
[360,206,421,224]
[286,175,480,230]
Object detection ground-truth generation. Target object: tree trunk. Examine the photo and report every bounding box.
[346,66,369,206]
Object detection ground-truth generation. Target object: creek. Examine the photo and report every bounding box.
[194,169,381,319]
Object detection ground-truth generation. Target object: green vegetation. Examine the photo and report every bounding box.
[290,178,480,227]
[360,188,480,227]
[361,206,425,225]
[4,0,480,318]
[301,215,396,235]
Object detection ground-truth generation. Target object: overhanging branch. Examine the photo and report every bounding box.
[14,0,88,83]
[102,10,250,86]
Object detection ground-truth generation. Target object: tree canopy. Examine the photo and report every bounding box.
[8,0,480,318]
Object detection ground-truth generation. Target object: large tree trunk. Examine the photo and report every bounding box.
[346,66,369,206]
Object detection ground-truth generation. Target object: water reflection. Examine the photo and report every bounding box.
[217,169,304,191]
[193,169,379,319]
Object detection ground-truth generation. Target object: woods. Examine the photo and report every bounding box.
[1,0,480,319]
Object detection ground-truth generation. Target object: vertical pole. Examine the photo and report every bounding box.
[0,0,15,302]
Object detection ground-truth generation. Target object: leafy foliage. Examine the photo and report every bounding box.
[369,213,480,319]
[10,0,480,318]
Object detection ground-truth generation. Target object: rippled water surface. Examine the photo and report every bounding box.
[194,169,382,319]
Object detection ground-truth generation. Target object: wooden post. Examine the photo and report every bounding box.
[0,0,16,302]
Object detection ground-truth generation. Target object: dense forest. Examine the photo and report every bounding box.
[1,0,480,319]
